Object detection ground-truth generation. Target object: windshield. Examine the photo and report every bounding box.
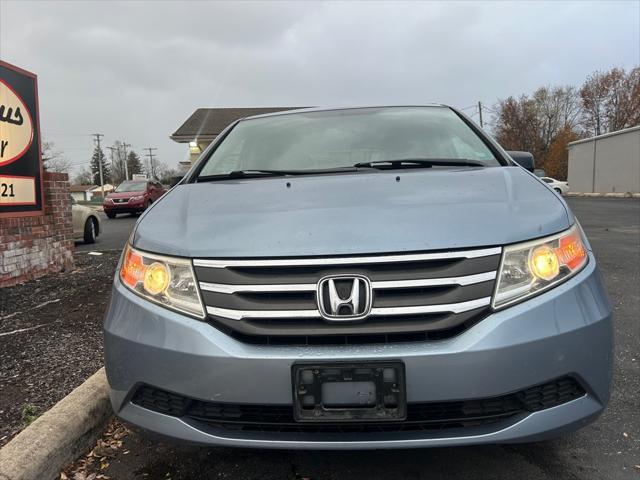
[115,181,147,192]
[197,107,500,177]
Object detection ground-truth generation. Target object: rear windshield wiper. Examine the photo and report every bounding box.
[353,158,487,169]
[196,166,375,182]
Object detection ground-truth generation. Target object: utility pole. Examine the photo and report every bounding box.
[122,143,131,181]
[92,133,105,199]
[477,101,484,128]
[145,147,158,179]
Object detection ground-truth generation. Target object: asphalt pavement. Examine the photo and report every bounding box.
[75,212,138,252]
[77,197,640,479]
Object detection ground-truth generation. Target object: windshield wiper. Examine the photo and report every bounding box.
[353,158,486,169]
[197,166,375,182]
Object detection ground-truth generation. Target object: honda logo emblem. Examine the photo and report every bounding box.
[317,275,372,321]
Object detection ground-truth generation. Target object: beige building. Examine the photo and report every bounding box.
[567,126,640,194]
[171,107,301,169]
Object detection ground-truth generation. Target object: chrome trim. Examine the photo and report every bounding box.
[372,271,496,289]
[200,283,316,294]
[317,274,373,321]
[199,271,496,294]
[206,297,490,321]
[371,297,491,316]
[193,247,502,269]
[206,307,321,321]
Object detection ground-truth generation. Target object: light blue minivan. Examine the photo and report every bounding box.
[104,106,612,449]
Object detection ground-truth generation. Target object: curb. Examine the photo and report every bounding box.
[0,368,111,480]
[565,192,640,198]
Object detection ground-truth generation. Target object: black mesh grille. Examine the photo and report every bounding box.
[131,377,585,435]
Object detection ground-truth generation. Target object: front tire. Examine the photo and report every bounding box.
[83,218,97,244]
[105,212,116,219]
[554,188,562,195]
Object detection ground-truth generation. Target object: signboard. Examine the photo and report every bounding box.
[0,61,44,217]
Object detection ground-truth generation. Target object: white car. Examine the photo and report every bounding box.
[540,176,569,195]
[71,197,101,243]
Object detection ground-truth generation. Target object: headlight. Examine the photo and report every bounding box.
[493,224,588,309]
[130,195,144,201]
[120,244,205,318]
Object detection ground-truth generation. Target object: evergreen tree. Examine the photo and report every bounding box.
[90,146,110,185]
[127,151,143,176]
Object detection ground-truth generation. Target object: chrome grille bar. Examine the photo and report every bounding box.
[193,247,501,269]
[199,271,497,295]
[206,297,491,321]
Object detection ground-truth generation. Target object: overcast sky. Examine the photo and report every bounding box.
[1,0,638,177]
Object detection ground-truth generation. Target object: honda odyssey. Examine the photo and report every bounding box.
[104,106,612,449]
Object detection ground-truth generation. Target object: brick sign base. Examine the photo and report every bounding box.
[0,172,74,287]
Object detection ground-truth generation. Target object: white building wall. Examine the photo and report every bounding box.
[568,126,640,193]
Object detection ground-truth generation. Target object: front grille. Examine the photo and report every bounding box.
[131,377,585,435]
[194,247,501,344]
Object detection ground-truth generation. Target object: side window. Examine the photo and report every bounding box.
[542,178,553,184]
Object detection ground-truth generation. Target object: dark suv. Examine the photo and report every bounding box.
[103,180,165,218]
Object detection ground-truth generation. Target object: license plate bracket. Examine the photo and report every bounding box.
[292,362,406,422]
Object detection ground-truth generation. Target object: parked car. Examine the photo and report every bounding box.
[71,196,100,243]
[540,176,570,195]
[103,180,165,218]
[104,106,612,449]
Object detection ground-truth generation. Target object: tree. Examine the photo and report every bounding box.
[90,145,110,186]
[109,141,128,185]
[580,67,640,136]
[544,126,579,181]
[493,86,583,178]
[493,95,544,161]
[42,141,71,173]
[127,151,143,176]
[74,167,93,185]
[533,85,581,152]
[158,166,179,185]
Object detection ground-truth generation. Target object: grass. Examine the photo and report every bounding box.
[21,403,40,426]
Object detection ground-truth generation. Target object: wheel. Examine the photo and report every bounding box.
[105,212,116,219]
[83,218,97,243]
[554,188,562,195]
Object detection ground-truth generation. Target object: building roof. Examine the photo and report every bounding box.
[69,184,96,192]
[88,184,115,192]
[170,107,303,143]
[567,125,640,147]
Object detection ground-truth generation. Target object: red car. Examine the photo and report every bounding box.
[103,180,165,218]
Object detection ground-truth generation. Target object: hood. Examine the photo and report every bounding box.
[107,190,144,199]
[133,167,571,258]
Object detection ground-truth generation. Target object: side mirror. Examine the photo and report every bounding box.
[169,175,185,187]
[506,151,535,172]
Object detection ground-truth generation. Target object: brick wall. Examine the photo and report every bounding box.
[0,172,74,287]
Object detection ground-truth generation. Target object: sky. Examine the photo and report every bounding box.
[1,0,638,178]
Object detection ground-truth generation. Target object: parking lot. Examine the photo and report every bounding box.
[62,197,639,480]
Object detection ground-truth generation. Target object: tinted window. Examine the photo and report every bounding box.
[542,178,553,184]
[198,107,499,176]
[115,181,147,192]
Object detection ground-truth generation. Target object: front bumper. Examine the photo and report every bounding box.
[103,199,145,213]
[104,253,613,449]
